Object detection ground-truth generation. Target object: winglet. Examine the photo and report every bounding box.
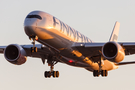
[109,21,120,42]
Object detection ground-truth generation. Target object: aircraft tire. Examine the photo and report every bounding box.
[101,70,108,77]
[45,71,48,78]
[48,71,51,78]
[56,71,59,78]
[105,70,108,76]
[34,47,37,52]
[31,47,34,52]
[93,70,99,77]
[53,71,56,77]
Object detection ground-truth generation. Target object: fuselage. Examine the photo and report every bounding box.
[24,11,118,71]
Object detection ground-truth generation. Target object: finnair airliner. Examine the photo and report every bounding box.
[1,11,135,78]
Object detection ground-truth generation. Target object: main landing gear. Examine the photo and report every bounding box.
[93,70,108,77]
[29,36,38,53]
[93,60,108,77]
[44,55,59,78]
[44,66,59,78]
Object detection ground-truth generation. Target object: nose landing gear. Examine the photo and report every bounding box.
[29,36,38,53]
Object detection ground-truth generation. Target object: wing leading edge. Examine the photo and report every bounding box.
[0,44,52,59]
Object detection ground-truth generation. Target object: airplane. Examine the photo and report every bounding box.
[0,10,135,78]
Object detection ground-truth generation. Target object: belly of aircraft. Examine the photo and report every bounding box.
[33,27,118,72]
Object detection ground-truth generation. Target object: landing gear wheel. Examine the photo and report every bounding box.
[31,47,34,53]
[48,71,51,78]
[31,47,37,52]
[34,47,37,52]
[44,71,51,78]
[101,70,108,77]
[56,71,59,78]
[101,70,104,76]
[93,70,96,77]
[53,71,56,77]
[45,71,48,78]
[44,71,59,78]
[105,70,108,76]
[93,70,99,77]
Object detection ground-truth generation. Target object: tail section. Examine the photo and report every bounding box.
[109,21,120,42]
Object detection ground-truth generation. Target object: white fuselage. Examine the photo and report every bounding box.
[24,11,118,71]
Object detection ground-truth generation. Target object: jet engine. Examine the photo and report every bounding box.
[4,44,27,65]
[102,42,125,63]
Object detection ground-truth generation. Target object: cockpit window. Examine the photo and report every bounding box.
[26,15,42,20]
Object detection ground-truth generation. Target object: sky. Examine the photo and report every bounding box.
[0,0,135,90]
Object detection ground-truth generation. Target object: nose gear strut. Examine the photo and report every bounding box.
[29,36,38,52]
[28,35,60,78]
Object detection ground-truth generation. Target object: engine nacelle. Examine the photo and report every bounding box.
[102,42,125,63]
[4,44,27,65]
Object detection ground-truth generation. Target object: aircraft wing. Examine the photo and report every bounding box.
[0,44,52,60]
[72,42,104,58]
[0,46,6,53]
[119,42,135,55]
[72,42,135,64]
[22,44,53,58]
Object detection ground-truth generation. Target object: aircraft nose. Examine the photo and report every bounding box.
[24,26,36,37]
[24,19,38,37]
[24,17,38,27]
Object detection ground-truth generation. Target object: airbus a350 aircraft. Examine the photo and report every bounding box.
[1,11,135,78]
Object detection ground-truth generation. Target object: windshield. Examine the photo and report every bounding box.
[26,15,42,20]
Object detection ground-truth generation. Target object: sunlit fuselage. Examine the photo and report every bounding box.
[24,11,118,71]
